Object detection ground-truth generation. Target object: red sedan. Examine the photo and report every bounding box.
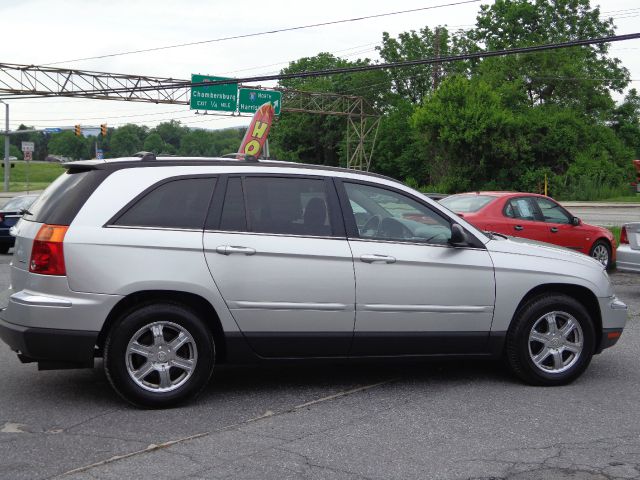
[440,192,616,268]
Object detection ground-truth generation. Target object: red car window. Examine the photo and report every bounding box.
[533,197,571,224]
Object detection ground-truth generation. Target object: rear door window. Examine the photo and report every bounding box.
[112,177,216,229]
[504,197,539,221]
[217,176,335,237]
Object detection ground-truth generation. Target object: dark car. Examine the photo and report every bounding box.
[0,195,39,253]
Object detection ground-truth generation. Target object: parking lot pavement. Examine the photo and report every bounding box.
[0,252,638,480]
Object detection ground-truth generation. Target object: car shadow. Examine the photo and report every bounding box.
[11,357,512,410]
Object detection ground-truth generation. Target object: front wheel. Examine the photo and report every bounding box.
[104,303,215,408]
[505,294,595,386]
[590,240,611,269]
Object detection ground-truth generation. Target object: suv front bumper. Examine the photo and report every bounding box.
[596,296,628,353]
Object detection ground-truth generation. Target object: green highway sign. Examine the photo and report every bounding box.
[190,74,237,112]
[239,88,282,115]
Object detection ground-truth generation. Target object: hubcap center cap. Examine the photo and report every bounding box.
[157,351,168,362]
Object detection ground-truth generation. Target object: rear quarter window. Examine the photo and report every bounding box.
[112,177,216,230]
[24,169,110,225]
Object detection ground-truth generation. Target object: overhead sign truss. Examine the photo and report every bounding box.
[0,62,380,170]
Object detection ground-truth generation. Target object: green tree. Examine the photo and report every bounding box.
[179,129,213,156]
[377,26,476,105]
[371,100,421,181]
[47,131,88,160]
[208,128,243,156]
[610,89,640,158]
[471,0,628,117]
[109,124,147,157]
[152,120,188,151]
[271,53,389,166]
[143,133,166,154]
[411,75,519,191]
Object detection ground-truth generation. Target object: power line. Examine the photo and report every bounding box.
[44,0,482,66]
[3,33,638,105]
[56,33,640,97]
[13,108,187,123]
[220,42,380,75]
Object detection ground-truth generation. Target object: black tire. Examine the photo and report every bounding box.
[505,294,595,386]
[104,302,215,408]
[589,239,612,269]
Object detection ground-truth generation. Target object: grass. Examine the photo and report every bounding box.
[608,226,622,245]
[599,195,640,203]
[1,161,64,192]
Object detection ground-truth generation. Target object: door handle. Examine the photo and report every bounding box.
[360,254,396,264]
[514,225,524,231]
[550,227,559,233]
[215,245,256,255]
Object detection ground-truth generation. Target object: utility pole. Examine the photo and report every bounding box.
[433,27,441,90]
[2,101,8,192]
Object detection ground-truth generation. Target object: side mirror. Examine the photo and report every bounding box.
[571,216,581,226]
[449,223,468,247]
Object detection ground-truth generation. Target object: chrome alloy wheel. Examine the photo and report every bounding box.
[528,311,583,374]
[591,244,609,267]
[125,321,198,393]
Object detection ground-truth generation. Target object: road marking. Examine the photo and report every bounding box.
[1,422,27,433]
[294,380,395,409]
[59,378,398,477]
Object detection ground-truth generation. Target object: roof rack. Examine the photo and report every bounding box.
[133,151,156,162]
[221,153,260,162]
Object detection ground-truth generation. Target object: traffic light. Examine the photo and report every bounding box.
[100,124,107,136]
[74,124,81,136]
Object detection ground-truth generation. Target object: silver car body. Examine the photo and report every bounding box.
[0,159,628,369]
[617,222,640,273]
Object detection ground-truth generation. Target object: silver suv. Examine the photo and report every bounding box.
[0,156,628,407]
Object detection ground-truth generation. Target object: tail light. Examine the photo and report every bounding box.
[29,224,69,275]
[620,226,629,245]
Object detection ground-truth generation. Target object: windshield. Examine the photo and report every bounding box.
[440,194,496,213]
[2,195,38,212]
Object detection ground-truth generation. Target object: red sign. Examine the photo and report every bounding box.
[23,151,33,162]
[237,102,275,159]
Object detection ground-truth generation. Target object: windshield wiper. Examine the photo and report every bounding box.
[20,208,33,215]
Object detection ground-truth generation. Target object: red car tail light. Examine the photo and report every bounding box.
[29,224,69,275]
[620,226,629,245]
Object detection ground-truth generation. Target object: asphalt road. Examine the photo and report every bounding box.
[0,255,639,480]
[562,204,640,227]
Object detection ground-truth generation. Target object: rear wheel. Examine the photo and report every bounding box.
[589,240,611,269]
[104,303,215,408]
[506,294,595,386]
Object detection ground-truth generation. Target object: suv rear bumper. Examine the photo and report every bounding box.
[0,316,97,367]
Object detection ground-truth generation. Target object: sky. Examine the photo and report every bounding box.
[1,0,639,133]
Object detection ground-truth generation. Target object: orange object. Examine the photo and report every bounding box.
[237,102,275,159]
[607,331,622,339]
